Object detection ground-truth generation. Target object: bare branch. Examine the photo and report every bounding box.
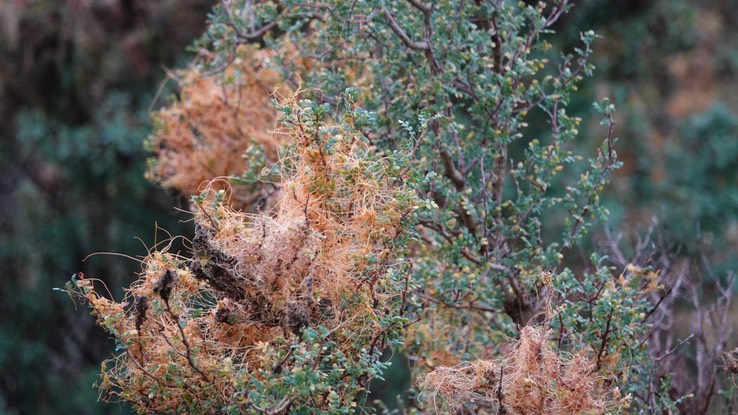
[595,309,615,372]
[163,300,212,383]
[654,334,694,362]
[381,6,430,50]
[440,149,465,189]
[252,397,294,415]
[406,0,430,14]
[235,20,278,42]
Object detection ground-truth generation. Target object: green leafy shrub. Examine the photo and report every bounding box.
[71,0,727,413]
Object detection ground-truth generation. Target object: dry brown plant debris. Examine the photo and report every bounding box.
[146,44,307,210]
[423,326,627,414]
[73,91,416,412]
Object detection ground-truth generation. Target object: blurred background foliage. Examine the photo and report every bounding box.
[562,0,738,268]
[1,0,737,413]
[0,1,212,413]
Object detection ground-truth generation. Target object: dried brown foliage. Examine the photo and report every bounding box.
[73,92,416,413]
[146,44,309,209]
[423,326,627,414]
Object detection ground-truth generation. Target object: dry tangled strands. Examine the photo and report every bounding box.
[72,90,417,413]
[423,326,629,414]
[146,44,308,209]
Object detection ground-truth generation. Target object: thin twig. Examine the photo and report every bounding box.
[406,0,430,14]
[224,2,278,43]
[163,300,211,382]
[497,365,507,414]
[654,333,694,362]
[252,397,294,415]
[125,350,162,385]
[643,284,673,321]
[381,6,430,50]
[595,309,615,371]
